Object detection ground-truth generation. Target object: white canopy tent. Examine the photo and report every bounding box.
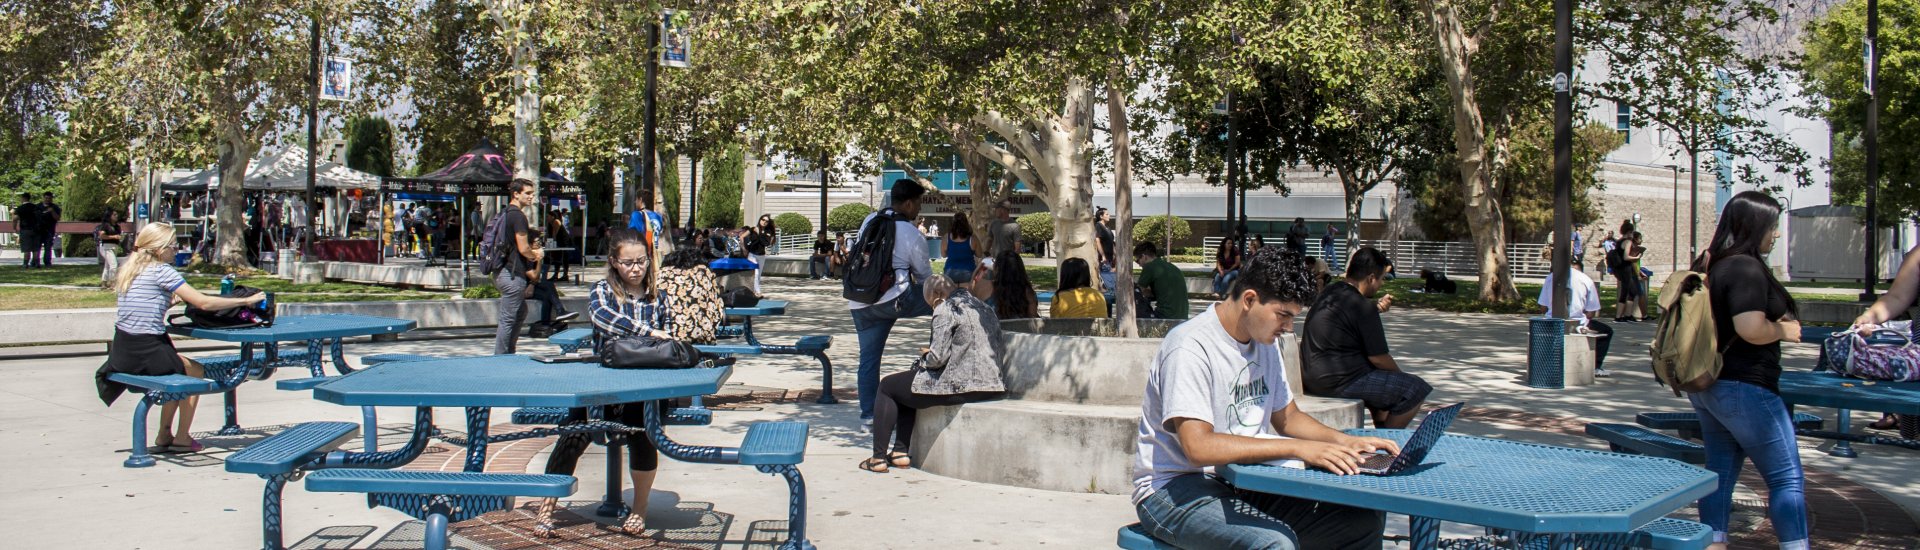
[160,147,380,191]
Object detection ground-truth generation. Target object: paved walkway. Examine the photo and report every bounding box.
[4,276,1916,548]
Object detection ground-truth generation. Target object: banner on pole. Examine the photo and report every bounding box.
[662,10,690,68]
[321,56,353,101]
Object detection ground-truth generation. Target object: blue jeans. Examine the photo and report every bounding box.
[1135,473,1383,550]
[1213,270,1239,295]
[1322,244,1339,271]
[1689,380,1808,546]
[849,285,933,418]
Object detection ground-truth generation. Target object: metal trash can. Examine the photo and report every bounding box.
[1526,317,1566,389]
[277,249,297,278]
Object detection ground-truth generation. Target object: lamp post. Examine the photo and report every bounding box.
[1864,0,1883,301]
[305,16,319,261]
[1664,164,1681,270]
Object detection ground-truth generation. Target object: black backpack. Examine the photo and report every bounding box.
[478,208,514,276]
[1605,245,1626,272]
[170,286,275,329]
[842,209,909,304]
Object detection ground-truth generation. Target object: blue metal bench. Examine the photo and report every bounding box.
[108,371,241,468]
[513,405,712,427]
[1116,523,1177,549]
[643,401,813,549]
[195,348,317,380]
[549,328,839,405]
[1577,517,1714,550]
[305,469,576,550]
[225,421,360,550]
[273,376,382,454]
[361,353,441,365]
[1584,423,1707,464]
[1636,411,1824,439]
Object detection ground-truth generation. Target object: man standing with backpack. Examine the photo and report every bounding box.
[846,181,935,427]
[489,179,543,354]
[14,193,40,268]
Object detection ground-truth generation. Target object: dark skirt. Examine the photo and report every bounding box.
[94,329,187,406]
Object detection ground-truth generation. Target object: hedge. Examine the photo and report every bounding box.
[773,212,812,237]
[827,203,875,233]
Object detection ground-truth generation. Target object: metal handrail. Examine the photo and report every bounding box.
[1196,237,1558,279]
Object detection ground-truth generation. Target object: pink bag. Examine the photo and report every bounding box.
[1841,329,1920,382]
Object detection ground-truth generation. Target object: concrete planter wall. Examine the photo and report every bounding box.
[910,318,1362,495]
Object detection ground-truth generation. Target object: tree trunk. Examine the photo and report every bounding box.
[1423,0,1518,301]
[500,1,543,194]
[214,127,255,268]
[1107,68,1138,338]
[955,134,999,254]
[1338,168,1364,258]
[972,80,1100,268]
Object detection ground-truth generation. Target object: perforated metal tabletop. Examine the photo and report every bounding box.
[311,354,732,408]
[1219,429,1715,537]
[1778,370,1920,414]
[168,313,416,342]
[726,299,787,317]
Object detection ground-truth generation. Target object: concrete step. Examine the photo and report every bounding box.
[909,396,1364,495]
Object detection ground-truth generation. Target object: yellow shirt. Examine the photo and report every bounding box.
[1051,287,1108,319]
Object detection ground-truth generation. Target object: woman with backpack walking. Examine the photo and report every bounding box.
[1692,191,1807,550]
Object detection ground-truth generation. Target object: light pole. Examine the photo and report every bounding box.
[1664,164,1681,270]
[1550,0,1572,323]
[1864,0,1883,301]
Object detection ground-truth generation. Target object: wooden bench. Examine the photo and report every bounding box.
[225,421,361,550]
[108,372,239,468]
[549,328,840,405]
[305,469,576,550]
[1636,411,1824,440]
[1584,423,1707,464]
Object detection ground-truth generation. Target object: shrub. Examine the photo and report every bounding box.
[1017,212,1054,243]
[827,203,875,233]
[462,284,501,299]
[1132,215,1191,245]
[773,212,812,237]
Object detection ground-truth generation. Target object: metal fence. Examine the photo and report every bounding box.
[775,233,814,255]
[1198,237,1556,279]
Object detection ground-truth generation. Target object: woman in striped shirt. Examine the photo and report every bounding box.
[92,223,264,453]
[534,227,674,537]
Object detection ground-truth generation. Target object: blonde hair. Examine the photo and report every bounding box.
[114,223,177,294]
[923,274,955,307]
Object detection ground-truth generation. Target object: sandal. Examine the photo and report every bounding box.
[618,507,647,536]
[152,435,176,453]
[888,452,912,469]
[1870,414,1899,431]
[531,497,558,538]
[857,457,891,473]
[166,438,204,454]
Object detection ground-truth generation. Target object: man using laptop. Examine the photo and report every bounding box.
[1133,247,1396,549]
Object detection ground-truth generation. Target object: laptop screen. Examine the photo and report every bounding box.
[1387,402,1465,472]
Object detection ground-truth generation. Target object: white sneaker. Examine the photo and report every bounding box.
[1594,368,1613,378]
[861,417,874,433]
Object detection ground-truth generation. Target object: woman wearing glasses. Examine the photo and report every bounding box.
[533,227,675,537]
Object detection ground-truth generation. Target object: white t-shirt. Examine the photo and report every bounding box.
[847,211,932,310]
[1537,270,1601,327]
[1132,303,1298,504]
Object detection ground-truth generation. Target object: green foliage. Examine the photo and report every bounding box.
[345,116,396,178]
[659,152,681,227]
[1017,212,1054,244]
[1802,0,1920,224]
[463,284,502,299]
[695,143,744,229]
[1413,122,1620,242]
[827,203,874,233]
[1132,215,1192,244]
[0,125,68,199]
[773,212,812,237]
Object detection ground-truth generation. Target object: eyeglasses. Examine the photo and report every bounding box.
[614,259,648,269]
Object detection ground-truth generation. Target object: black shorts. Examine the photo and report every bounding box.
[1614,271,1641,300]
[1335,370,1433,415]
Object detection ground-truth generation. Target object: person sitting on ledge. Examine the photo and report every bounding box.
[1051,257,1108,319]
[859,273,1007,473]
[1302,247,1432,429]
[1132,246,1393,549]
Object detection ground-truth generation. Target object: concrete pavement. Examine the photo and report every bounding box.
[4,276,1916,548]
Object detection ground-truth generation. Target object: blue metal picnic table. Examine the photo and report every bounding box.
[1218,429,1716,550]
[168,314,414,437]
[1779,369,1920,457]
[725,299,787,346]
[311,354,732,472]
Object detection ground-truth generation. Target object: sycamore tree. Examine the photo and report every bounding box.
[348,0,514,173]
[1801,0,1920,225]
[80,1,339,267]
[1584,0,1812,237]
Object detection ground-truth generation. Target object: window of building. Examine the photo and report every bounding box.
[1616,102,1631,144]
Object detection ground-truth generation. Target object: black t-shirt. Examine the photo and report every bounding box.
[745,232,770,255]
[498,205,531,277]
[1708,254,1795,393]
[812,239,832,255]
[95,221,121,250]
[1286,224,1309,249]
[1301,281,1391,395]
[12,203,37,232]
[1096,223,1116,265]
[39,203,59,231]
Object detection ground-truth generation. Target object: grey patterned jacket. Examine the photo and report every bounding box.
[914,288,1008,395]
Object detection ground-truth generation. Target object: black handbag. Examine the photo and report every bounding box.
[597,334,702,369]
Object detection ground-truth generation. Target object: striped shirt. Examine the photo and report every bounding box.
[116,264,185,335]
[588,279,672,338]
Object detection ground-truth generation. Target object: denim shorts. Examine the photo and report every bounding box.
[1336,370,1433,415]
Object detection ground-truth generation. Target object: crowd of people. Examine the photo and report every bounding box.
[75,172,1846,548]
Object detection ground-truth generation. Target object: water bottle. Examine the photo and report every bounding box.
[220,274,235,295]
